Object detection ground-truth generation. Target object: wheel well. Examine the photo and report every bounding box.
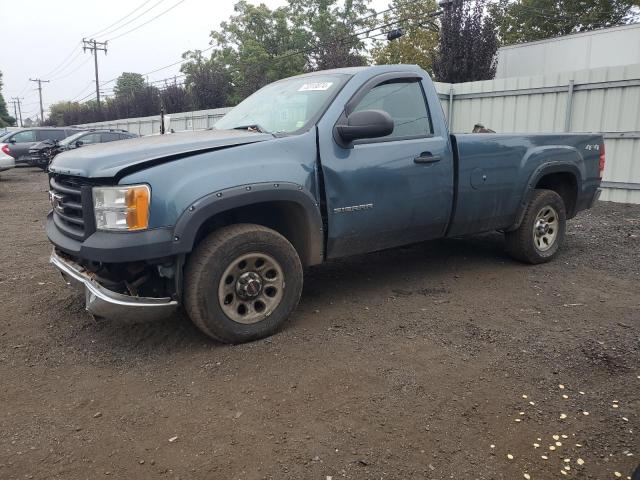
[192,201,317,266]
[535,172,578,218]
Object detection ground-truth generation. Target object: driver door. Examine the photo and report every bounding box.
[320,76,454,258]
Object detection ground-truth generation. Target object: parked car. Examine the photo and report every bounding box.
[1,132,17,172]
[0,131,15,141]
[2,127,84,166]
[28,129,138,170]
[47,64,603,344]
[0,144,15,172]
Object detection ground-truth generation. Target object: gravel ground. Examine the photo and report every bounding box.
[0,168,638,480]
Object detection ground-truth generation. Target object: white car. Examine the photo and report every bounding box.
[0,144,16,172]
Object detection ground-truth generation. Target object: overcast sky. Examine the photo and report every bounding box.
[3,0,388,120]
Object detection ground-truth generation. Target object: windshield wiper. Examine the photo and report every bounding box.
[232,124,269,134]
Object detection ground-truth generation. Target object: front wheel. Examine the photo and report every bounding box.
[184,224,303,343]
[505,189,566,264]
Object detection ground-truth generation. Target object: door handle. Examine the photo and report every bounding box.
[414,152,441,164]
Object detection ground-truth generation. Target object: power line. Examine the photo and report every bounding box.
[148,74,186,85]
[102,4,414,88]
[87,0,156,38]
[93,44,214,93]
[37,0,161,84]
[358,0,426,23]
[269,10,440,66]
[514,4,581,21]
[44,50,85,78]
[143,46,213,75]
[11,82,30,98]
[50,57,92,82]
[42,42,82,78]
[96,0,168,39]
[70,79,97,102]
[105,0,188,42]
[73,4,435,105]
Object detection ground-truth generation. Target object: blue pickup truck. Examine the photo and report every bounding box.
[47,65,603,343]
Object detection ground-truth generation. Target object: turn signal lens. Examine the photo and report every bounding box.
[93,184,150,231]
[125,186,150,230]
[598,142,605,179]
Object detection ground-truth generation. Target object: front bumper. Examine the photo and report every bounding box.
[26,153,47,166]
[47,212,178,263]
[50,250,178,322]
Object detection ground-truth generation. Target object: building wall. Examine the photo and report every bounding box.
[496,23,640,80]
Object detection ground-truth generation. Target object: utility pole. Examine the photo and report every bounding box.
[82,38,108,109]
[29,78,50,124]
[10,97,23,127]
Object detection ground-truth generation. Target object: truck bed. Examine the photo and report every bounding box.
[447,133,603,237]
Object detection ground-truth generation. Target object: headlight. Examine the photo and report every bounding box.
[92,184,150,231]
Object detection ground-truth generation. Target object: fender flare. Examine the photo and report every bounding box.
[508,162,583,231]
[171,182,324,265]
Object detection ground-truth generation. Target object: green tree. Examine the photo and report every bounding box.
[490,0,640,45]
[288,0,375,70]
[47,101,77,126]
[181,50,232,109]
[371,0,439,73]
[207,1,308,103]
[109,72,160,119]
[159,80,191,114]
[0,72,16,127]
[114,72,147,97]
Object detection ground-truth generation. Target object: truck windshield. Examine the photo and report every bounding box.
[215,74,348,134]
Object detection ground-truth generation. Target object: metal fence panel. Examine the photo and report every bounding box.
[79,107,233,135]
[434,64,640,203]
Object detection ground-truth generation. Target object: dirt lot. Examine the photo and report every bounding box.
[0,168,638,480]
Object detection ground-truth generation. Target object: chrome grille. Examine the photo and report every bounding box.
[49,175,93,240]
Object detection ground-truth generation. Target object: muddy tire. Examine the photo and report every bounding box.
[184,224,303,343]
[505,189,566,264]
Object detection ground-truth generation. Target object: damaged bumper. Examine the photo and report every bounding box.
[50,250,178,322]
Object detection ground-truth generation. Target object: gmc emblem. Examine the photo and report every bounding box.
[49,191,65,212]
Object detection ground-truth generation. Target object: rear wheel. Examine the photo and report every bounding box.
[184,224,303,343]
[505,189,566,264]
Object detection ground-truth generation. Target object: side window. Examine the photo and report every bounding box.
[352,81,432,139]
[79,133,102,145]
[101,133,121,142]
[37,130,66,141]
[11,130,36,142]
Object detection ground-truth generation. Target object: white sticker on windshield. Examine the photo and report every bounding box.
[298,82,333,92]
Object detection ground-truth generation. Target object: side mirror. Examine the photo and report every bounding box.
[336,109,394,145]
[75,140,84,147]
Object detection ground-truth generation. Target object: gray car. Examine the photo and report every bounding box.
[0,149,15,172]
[2,127,83,166]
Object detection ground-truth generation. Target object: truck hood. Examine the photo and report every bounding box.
[49,129,273,179]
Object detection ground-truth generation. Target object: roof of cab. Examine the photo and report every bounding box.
[286,64,424,79]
